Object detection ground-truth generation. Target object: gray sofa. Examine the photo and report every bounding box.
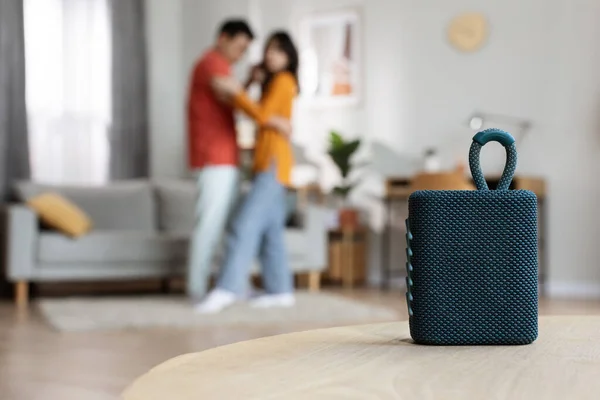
[4,180,328,305]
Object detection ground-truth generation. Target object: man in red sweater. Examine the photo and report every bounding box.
[186,20,256,301]
[187,20,289,302]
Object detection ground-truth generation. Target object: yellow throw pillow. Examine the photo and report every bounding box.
[27,192,92,238]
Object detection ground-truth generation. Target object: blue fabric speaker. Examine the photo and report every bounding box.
[405,129,538,345]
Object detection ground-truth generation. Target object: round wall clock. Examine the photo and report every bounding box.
[447,13,488,53]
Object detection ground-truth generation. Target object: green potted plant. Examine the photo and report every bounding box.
[327,130,363,229]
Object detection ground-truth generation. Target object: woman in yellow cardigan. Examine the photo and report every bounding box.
[197,32,299,313]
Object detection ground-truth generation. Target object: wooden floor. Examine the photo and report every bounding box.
[1,289,600,400]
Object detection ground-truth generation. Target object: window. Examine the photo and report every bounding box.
[24,0,111,184]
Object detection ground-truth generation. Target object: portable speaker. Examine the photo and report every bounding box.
[405,128,538,345]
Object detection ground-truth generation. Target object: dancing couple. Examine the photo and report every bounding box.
[186,19,299,313]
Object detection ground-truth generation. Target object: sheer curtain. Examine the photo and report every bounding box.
[24,0,111,185]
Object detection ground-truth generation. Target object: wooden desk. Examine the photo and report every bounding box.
[381,175,548,293]
[123,316,600,400]
[386,175,547,199]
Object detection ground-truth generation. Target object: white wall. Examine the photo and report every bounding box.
[540,0,600,295]
[363,0,600,294]
[145,0,185,178]
[146,0,600,296]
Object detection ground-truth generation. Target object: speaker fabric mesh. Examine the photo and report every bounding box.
[406,129,538,345]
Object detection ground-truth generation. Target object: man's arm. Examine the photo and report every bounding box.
[264,116,292,137]
[229,74,296,137]
[212,75,293,137]
[244,64,266,90]
[204,54,232,104]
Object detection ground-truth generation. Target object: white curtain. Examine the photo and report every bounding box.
[24,0,111,185]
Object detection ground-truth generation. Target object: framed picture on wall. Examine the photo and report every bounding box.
[298,8,362,107]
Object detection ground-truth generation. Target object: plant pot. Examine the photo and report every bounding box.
[339,208,359,229]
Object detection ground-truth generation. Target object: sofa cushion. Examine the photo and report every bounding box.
[15,180,156,232]
[284,230,307,263]
[27,192,92,238]
[38,231,187,263]
[37,228,307,266]
[154,179,303,233]
[154,180,197,234]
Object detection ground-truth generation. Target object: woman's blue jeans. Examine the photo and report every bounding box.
[216,169,293,295]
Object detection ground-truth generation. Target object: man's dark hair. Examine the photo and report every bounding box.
[218,19,254,40]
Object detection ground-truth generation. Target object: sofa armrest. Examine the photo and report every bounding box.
[3,204,38,281]
[302,205,331,271]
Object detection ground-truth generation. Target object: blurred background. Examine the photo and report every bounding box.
[1,0,600,399]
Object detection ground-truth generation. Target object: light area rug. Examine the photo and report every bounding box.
[38,291,400,332]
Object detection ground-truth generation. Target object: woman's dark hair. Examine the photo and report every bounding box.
[261,31,299,94]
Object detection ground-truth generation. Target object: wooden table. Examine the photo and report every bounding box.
[123,316,600,400]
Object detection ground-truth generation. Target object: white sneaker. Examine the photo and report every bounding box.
[250,293,295,309]
[194,289,238,314]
